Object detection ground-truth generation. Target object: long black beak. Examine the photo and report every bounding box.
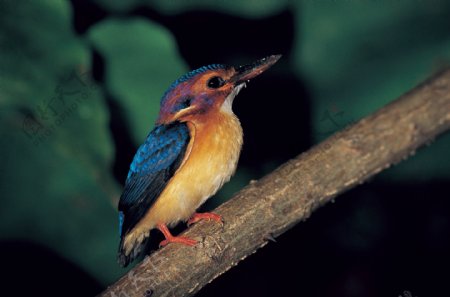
[231,54,282,85]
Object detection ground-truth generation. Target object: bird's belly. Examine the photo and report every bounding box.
[143,118,243,227]
[166,162,234,222]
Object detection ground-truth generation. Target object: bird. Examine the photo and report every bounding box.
[117,55,281,267]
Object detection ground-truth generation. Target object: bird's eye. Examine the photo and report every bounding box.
[207,76,225,89]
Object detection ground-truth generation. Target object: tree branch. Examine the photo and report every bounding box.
[100,68,450,297]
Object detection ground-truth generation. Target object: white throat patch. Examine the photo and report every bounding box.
[221,83,246,114]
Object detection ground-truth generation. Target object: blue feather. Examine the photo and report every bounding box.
[118,122,190,236]
[118,211,124,237]
[127,124,189,178]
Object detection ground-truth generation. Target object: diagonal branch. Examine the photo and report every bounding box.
[100,68,450,297]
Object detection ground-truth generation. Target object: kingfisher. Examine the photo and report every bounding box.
[117,55,281,267]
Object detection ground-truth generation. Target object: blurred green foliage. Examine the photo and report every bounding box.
[94,0,288,17]
[1,0,449,287]
[88,18,188,144]
[294,0,450,180]
[0,0,122,283]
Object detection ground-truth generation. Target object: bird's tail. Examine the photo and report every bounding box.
[117,211,150,267]
[117,233,149,267]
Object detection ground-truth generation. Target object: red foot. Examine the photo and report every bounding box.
[187,212,223,227]
[157,223,197,247]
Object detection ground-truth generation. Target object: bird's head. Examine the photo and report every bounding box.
[156,55,281,124]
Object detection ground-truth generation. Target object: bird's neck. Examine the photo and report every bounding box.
[190,110,242,142]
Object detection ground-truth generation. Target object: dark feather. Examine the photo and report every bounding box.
[117,121,190,266]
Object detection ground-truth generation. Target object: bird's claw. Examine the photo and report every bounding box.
[157,223,197,247]
[187,212,223,227]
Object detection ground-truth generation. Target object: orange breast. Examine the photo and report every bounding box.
[135,110,243,231]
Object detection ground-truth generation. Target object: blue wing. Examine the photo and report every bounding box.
[118,122,190,237]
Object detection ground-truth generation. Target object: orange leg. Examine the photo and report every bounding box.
[187,212,223,227]
[156,223,197,247]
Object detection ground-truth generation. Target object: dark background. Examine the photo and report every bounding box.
[1,1,449,296]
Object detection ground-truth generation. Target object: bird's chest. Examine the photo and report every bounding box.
[186,119,242,204]
[147,113,243,224]
[179,115,243,207]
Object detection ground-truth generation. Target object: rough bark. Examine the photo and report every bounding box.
[100,68,450,297]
